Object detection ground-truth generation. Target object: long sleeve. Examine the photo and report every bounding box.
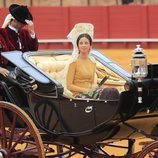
[27,32,38,51]
[67,62,89,93]
[0,34,7,52]
[92,71,98,89]
[0,29,11,52]
[20,29,38,51]
[0,30,13,65]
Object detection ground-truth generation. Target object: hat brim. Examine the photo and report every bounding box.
[9,4,33,24]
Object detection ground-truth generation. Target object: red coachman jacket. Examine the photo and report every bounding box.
[0,27,38,65]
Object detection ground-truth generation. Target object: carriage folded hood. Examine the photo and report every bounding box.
[1,51,51,84]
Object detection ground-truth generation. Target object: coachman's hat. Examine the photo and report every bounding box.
[9,4,33,24]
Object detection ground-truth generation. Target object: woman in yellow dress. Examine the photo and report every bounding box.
[57,23,97,98]
[66,33,97,96]
[63,23,119,100]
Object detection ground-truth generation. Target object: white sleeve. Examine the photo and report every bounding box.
[30,33,36,39]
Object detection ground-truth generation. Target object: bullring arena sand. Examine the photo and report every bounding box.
[71,49,158,157]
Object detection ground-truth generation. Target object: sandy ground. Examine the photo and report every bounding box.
[101,49,158,72]
[71,49,158,157]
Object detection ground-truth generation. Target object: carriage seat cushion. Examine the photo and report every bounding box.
[37,61,67,79]
[29,55,71,80]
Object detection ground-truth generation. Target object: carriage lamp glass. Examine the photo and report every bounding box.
[132,45,148,79]
[131,45,148,104]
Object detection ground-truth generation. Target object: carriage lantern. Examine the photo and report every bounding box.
[132,45,148,79]
[131,45,148,103]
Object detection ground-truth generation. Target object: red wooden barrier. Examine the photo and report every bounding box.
[30,7,69,39]
[108,5,148,38]
[69,6,109,38]
[148,5,158,38]
[0,5,158,49]
[0,8,8,25]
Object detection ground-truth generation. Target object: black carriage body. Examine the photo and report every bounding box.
[2,50,158,145]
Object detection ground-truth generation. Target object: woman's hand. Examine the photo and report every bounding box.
[83,88,90,94]
[25,20,35,36]
[0,67,9,77]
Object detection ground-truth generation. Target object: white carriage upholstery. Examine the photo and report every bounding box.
[29,54,70,80]
[29,54,126,92]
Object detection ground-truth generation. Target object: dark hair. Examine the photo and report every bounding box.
[76,33,92,46]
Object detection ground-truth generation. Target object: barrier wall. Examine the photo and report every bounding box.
[0,5,158,49]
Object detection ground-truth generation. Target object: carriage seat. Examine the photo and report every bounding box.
[29,55,70,80]
[37,61,67,80]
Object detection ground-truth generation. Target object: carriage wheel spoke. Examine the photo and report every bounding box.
[149,152,154,156]
[148,150,157,157]
[10,127,29,152]
[11,146,37,156]
[0,107,7,148]
[8,113,17,149]
[0,102,44,158]
[138,141,158,158]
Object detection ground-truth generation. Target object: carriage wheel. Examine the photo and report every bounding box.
[0,101,45,158]
[137,140,158,158]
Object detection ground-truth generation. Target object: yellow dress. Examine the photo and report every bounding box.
[66,58,96,96]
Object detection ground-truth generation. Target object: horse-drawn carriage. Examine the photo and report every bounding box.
[0,47,158,157]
